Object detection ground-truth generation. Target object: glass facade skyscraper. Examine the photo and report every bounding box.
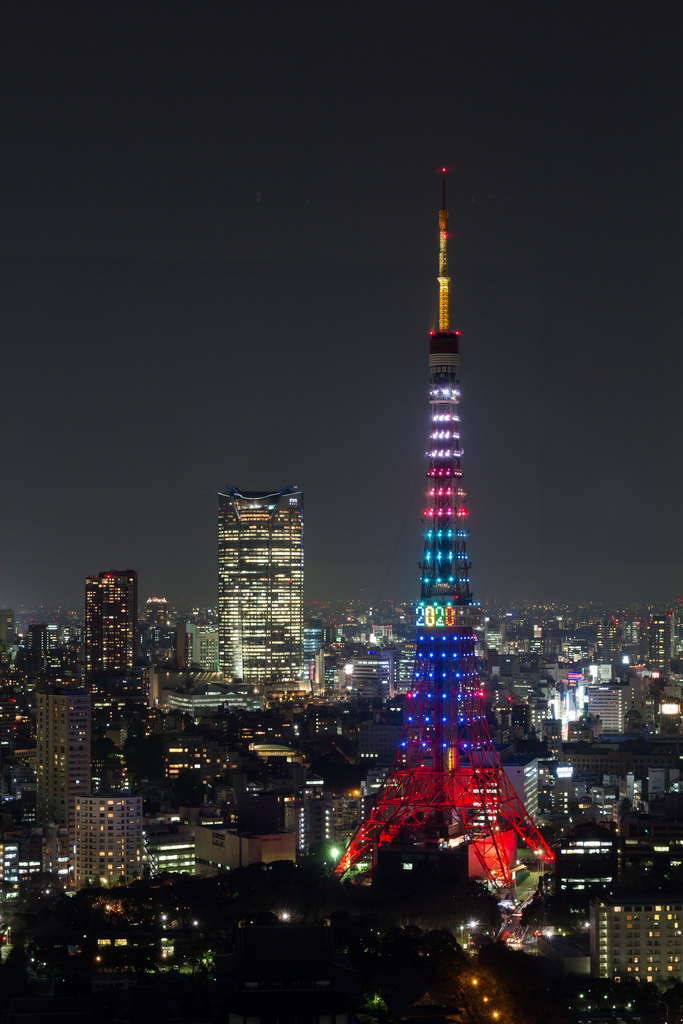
[218,486,303,687]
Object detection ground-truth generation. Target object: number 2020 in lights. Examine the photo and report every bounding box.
[416,603,457,628]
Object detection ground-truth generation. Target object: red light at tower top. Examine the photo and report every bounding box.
[335,178,554,888]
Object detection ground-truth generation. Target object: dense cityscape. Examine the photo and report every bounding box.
[2,585,683,1023]
[3,4,682,1024]
[2,198,683,1017]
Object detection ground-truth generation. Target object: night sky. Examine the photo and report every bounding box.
[2,2,682,612]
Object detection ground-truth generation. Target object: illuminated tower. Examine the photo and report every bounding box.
[218,487,303,687]
[336,174,553,887]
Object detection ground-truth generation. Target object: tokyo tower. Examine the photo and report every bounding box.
[335,174,554,888]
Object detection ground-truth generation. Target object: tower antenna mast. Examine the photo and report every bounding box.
[438,168,449,333]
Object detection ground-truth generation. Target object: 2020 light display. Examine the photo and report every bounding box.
[335,174,554,887]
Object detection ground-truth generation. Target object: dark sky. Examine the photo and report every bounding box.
[1,2,682,612]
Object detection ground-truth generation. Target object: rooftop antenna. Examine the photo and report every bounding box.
[438,168,450,333]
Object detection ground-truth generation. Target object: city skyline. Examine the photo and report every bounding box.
[2,3,682,612]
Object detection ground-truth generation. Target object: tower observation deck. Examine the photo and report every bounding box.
[335,174,554,887]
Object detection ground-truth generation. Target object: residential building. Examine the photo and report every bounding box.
[163,735,233,780]
[36,689,91,840]
[74,794,142,888]
[590,894,683,982]
[85,570,138,680]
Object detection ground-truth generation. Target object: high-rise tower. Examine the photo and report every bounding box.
[85,570,138,681]
[640,614,672,676]
[218,487,304,687]
[36,689,91,840]
[336,175,554,887]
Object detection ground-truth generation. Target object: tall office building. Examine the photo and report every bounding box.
[36,690,91,840]
[185,623,220,671]
[85,570,138,679]
[640,615,672,676]
[587,683,627,733]
[339,649,395,700]
[597,616,622,663]
[218,487,303,686]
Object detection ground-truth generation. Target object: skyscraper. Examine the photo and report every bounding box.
[36,689,91,841]
[640,614,672,675]
[597,616,622,663]
[218,487,303,686]
[85,570,138,681]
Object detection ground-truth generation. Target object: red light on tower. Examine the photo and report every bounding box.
[335,178,554,888]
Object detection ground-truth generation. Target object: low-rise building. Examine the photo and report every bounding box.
[555,823,623,894]
[537,933,590,976]
[144,831,195,876]
[194,823,295,874]
[0,837,19,891]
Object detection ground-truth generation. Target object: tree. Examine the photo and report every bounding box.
[0,946,30,1010]
[521,891,587,934]
[619,796,632,817]
[172,769,205,806]
[124,732,164,783]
